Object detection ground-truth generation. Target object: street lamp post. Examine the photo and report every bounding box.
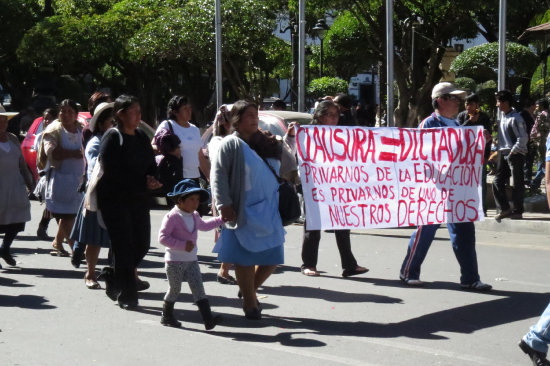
[403,15,423,73]
[313,19,330,77]
[280,17,298,111]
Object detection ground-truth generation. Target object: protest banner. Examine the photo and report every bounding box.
[296,125,485,230]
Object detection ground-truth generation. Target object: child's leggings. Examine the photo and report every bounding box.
[164,261,206,303]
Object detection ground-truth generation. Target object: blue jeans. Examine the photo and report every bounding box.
[400,222,480,285]
[524,301,550,354]
[531,161,546,190]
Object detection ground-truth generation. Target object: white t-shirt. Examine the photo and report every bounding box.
[156,120,201,178]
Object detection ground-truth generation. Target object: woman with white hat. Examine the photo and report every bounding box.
[69,102,114,289]
[0,105,33,267]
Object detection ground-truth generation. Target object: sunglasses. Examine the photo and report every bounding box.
[440,94,462,102]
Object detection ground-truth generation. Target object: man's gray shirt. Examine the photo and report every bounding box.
[497,108,528,155]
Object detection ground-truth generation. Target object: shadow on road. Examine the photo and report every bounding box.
[2,267,84,280]
[0,276,33,288]
[0,294,55,309]
[261,284,402,304]
[206,287,549,346]
[13,235,48,242]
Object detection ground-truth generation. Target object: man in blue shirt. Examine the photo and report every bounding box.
[399,82,492,291]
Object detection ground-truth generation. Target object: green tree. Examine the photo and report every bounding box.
[17,0,166,118]
[451,42,539,101]
[454,77,477,94]
[130,0,280,103]
[307,77,348,99]
[322,11,377,82]
[520,10,550,98]
[0,0,42,109]
[296,0,547,126]
[16,0,287,123]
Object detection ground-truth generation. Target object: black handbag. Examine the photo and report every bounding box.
[262,157,301,226]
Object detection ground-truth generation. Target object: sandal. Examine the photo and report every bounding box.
[51,242,70,257]
[217,274,237,285]
[85,279,101,289]
[50,248,70,257]
[301,267,320,276]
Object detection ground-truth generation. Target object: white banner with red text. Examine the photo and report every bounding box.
[296,125,485,230]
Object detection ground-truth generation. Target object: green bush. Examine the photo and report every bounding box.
[454,77,477,94]
[530,60,550,98]
[451,42,538,82]
[307,77,349,99]
[477,80,498,117]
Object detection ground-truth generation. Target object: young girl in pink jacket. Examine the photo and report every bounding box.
[158,179,224,329]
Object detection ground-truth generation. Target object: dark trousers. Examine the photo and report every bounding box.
[100,201,151,301]
[301,227,358,270]
[1,225,20,251]
[492,152,525,214]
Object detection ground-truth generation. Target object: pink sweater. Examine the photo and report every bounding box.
[158,207,223,262]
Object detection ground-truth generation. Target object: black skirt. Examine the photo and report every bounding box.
[0,222,25,234]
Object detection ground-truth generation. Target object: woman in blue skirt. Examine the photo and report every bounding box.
[70,102,114,289]
[211,100,285,320]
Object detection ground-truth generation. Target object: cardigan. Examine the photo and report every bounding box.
[37,120,84,170]
[7,132,34,190]
[210,134,246,229]
[158,207,224,262]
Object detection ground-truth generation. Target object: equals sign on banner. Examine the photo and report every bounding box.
[378,136,401,162]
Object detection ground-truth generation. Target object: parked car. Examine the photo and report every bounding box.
[200,109,313,148]
[22,113,156,182]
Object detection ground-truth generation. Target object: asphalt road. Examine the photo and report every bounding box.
[1,201,549,366]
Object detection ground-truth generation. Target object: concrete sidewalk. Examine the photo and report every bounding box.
[476,208,550,234]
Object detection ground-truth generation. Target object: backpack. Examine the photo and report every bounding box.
[154,120,176,153]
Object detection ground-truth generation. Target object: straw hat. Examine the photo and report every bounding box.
[89,102,114,133]
[0,105,18,120]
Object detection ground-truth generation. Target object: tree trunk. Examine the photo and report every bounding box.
[44,0,53,16]
[397,46,446,127]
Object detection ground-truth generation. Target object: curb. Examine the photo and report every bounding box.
[475,217,550,235]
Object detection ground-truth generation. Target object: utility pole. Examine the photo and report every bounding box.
[298,0,305,112]
[386,0,394,127]
[215,0,222,108]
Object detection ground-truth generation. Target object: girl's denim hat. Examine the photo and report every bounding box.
[167,179,209,202]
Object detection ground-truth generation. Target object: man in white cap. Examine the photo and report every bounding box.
[399,82,492,291]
